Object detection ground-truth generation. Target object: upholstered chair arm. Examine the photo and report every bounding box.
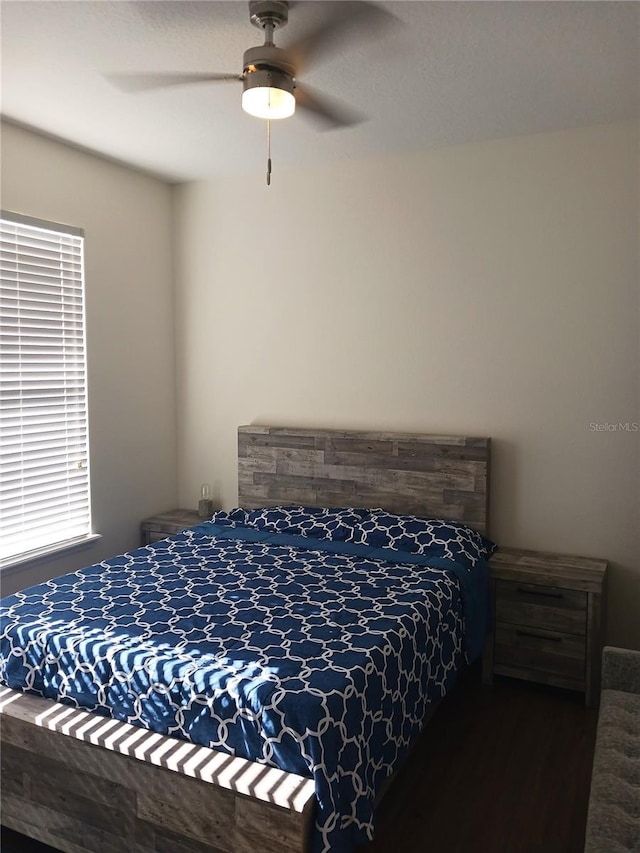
[601,646,640,694]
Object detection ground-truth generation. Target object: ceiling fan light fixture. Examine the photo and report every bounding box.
[242,68,295,119]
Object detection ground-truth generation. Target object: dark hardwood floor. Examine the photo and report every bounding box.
[1,669,597,853]
[360,669,597,853]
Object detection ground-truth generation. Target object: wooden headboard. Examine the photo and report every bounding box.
[238,426,491,535]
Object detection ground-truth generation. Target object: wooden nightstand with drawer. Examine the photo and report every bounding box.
[482,547,608,707]
[140,509,201,546]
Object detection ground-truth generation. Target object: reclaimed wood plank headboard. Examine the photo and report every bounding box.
[238,426,491,535]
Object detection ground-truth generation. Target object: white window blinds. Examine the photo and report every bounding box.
[0,211,91,565]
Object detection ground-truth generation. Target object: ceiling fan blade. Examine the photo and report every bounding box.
[287,2,396,72]
[106,72,242,93]
[295,83,365,130]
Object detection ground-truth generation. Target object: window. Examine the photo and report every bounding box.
[0,211,92,566]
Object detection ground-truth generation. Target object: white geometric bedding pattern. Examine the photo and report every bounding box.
[212,505,495,567]
[0,522,467,852]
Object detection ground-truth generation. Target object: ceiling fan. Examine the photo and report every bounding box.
[108,1,394,130]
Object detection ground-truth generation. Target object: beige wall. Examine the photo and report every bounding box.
[174,121,640,647]
[2,120,637,646]
[1,122,178,595]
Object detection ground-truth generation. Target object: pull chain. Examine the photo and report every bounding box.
[266,119,272,186]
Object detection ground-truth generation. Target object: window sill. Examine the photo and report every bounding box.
[0,534,102,576]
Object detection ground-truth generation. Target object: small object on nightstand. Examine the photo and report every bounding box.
[198,483,214,518]
[482,546,607,708]
[140,509,201,546]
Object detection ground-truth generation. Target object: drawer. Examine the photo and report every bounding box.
[494,622,586,682]
[495,580,587,636]
[146,530,170,544]
[142,521,196,544]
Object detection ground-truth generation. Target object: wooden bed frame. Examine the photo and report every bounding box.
[0,426,491,853]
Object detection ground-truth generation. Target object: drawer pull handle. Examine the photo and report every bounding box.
[515,629,563,643]
[517,586,564,599]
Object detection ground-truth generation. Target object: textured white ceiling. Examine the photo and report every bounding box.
[1,1,638,183]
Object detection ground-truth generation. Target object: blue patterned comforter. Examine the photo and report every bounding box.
[0,518,490,852]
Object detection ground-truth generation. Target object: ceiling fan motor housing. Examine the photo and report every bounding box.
[242,44,296,119]
[243,45,296,77]
[243,66,295,99]
[244,0,295,96]
[243,43,296,101]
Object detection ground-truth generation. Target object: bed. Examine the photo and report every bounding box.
[0,425,492,853]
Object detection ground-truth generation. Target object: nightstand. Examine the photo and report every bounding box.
[482,547,607,707]
[140,509,202,546]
